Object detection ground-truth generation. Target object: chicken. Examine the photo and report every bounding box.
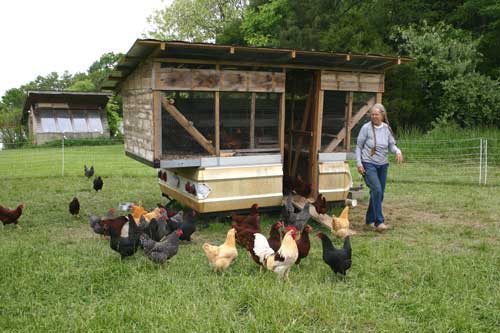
[312,194,328,215]
[281,194,295,224]
[69,197,80,217]
[84,165,94,179]
[231,203,260,230]
[332,205,352,238]
[131,204,147,223]
[0,203,24,228]
[107,215,141,259]
[220,123,243,149]
[93,176,103,192]
[253,226,299,279]
[140,229,183,264]
[88,208,115,235]
[293,175,312,198]
[268,221,283,252]
[295,225,312,264]
[100,215,129,238]
[179,209,197,241]
[142,207,163,223]
[141,215,169,241]
[233,222,259,248]
[317,233,352,277]
[202,228,238,272]
[283,201,311,232]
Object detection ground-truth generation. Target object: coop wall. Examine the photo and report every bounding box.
[122,59,155,163]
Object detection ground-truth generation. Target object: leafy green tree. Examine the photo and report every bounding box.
[88,52,122,90]
[145,0,247,42]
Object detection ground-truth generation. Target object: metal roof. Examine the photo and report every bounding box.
[102,39,413,91]
[23,91,111,112]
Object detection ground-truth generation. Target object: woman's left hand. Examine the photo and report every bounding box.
[395,152,403,164]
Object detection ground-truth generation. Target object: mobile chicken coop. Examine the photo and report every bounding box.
[103,40,410,213]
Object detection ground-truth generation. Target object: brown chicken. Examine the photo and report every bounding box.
[220,123,243,149]
[131,204,146,223]
[293,175,312,198]
[332,205,353,238]
[202,228,238,272]
[312,194,327,214]
[232,222,259,248]
[295,225,312,264]
[268,221,283,252]
[231,203,260,230]
[0,203,24,228]
[100,215,129,237]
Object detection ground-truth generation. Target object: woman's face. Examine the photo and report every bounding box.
[370,108,383,126]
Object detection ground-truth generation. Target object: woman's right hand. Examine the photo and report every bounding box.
[357,165,365,175]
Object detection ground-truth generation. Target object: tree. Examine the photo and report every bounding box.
[145,0,248,42]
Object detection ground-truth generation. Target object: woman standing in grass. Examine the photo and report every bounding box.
[355,103,403,231]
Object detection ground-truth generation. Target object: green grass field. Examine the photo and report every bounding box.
[0,144,499,332]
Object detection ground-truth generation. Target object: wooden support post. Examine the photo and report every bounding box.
[161,96,216,155]
[310,72,324,198]
[344,92,353,152]
[215,91,220,156]
[250,92,256,149]
[322,97,375,152]
[279,91,286,158]
[291,80,314,177]
[376,92,382,104]
[153,91,162,159]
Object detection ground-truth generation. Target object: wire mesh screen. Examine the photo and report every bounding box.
[220,92,250,150]
[162,91,215,158]
[351,92,375,142]
[321,91,347,150]
[255,93,280,149]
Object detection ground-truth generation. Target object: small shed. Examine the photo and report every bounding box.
[103,39,411,213]
[23,91,111,144]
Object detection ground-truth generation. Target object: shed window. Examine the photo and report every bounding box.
[39,110,57,132]
[87,111,103,133]
[56,111,73,132]
[72,111,88,132]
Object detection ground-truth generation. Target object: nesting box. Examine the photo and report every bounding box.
[104,40,411,213]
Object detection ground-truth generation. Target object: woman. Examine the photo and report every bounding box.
[355,103,403,231]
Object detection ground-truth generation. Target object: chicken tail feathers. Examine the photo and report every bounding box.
[252,233,274,264]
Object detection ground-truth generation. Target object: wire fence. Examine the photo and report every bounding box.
[0,137,498,186]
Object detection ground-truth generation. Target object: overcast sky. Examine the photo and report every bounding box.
[0,0,170,98]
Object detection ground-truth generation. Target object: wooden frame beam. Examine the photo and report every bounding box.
[322,96,375,153]
[161,96,216,155]
[310,71,324,198]
[250,92,256,148]
[344,92,353,152]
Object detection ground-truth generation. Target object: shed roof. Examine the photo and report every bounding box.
[23,91,111,112]
[102,39,413,90]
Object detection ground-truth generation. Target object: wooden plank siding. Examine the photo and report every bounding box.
[321,71,384,93]
[155,67,285,93]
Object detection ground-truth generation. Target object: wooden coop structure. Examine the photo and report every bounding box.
[23,91,111,144]
[103,39,411,213]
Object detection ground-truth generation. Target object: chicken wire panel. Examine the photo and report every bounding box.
[350,92,376,142]
[321,91,347,150]
[254,93,280,149]
[162,91,215,158]
[219,92,251,150]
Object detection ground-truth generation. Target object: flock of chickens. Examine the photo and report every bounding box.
[1,166,355,280]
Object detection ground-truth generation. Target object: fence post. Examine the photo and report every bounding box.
[484,139,488,185]
[479,138,482,185]
[62,133,65,177]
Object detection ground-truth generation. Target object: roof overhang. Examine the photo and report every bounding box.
[23,91,112,112]
[102,39,413,91]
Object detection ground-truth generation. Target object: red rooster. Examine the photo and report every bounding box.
[0,203,24,228]
[231,203,260,230]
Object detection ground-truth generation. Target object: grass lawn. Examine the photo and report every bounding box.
[0,145,499,332]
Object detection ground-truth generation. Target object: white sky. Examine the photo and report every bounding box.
[0,0,171,98]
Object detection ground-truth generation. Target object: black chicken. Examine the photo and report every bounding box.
[140,229,183,264]
[317,233,352,277]
[107,215,141,259]
[179,209,197,241]
[93,176,103,192]
[84,165,94,179]
[69,197,80,217]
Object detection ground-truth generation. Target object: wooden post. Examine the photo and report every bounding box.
[215,65,220,156]
[279,92,286,158]
[376,92,382,104]
[344,92,353,152]
[153,90,162,159]
[310,71,324,198]
[250,92,256,148]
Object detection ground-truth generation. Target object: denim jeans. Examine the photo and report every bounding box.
[362,162,389,226]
